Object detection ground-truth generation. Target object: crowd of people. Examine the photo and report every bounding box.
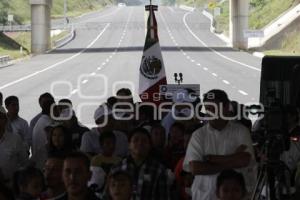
[0,88,300,200]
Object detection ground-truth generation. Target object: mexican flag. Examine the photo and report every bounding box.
[139,3,167,104]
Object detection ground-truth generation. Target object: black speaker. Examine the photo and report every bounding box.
[260,56,300,108]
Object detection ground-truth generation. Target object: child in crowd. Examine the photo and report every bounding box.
[216,169,246,200]
[13,166,45,200]
[107,171,132,200]
[90,131,121,192]
[47,125,73,156]
[165,122,185,170]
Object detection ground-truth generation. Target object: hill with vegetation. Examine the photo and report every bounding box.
[177,0,300,55]
[0,0,114,59]
[0,0,114,24]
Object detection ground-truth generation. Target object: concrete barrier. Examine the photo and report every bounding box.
[179,5,195,12]
[52,25,75,49]
[0,55,11,68]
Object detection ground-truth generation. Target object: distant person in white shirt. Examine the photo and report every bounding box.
[4,96,30,149]
[80,103,128,158]
[31,95,55,169]
[183,89,256,200]
[0,106,28,185]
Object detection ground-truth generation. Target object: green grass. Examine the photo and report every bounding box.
[4,0,113,24]
[265,30,300,56]
[51,0,112,18]
[214,0,229,35]
[190,0,300,35]
[51,30,70,48]
[0,0,114,59]
[0,32,29,59]
[250,0,300,29]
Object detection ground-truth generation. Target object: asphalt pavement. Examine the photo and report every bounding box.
[0,6,263,126]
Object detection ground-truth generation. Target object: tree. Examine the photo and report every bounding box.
[0,0,10,24]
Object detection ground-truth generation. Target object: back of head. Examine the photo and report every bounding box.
[129,127,151,143]
[116,88,132,97]
[203,89,230,105]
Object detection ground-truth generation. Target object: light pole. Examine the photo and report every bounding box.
[64,0,68,27]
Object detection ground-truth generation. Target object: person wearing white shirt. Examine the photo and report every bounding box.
[0,106,28,184]
[183,89,256,200]
[4,96,31,149]
[80,103,128,158]
[29,93,55,143]
[31,96,55,169]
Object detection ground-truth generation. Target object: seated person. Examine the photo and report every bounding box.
[110,128,170,200]
[58,152,100,200]
[216,170,246,200]
[107,171,133,200]
[90,131,121,191]
[41,155,66,199]
[13,166,45,200]
[165,122,185,170]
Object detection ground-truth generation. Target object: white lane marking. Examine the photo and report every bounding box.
[90,72,96,76]
[113,52,116,55]
[212,73,218,77]
[186,56,190,59]
[97,67,101,70]
[238,90,248,96]
[191,59,195,63]
[183,12,261,72]
[71,89,78,95]
[106,59,109,62]
[102,62,106,65]
[183,52,186,56]
[203,67,208,71]
[222,80,230,85]
[109,55,113,59]
[82,80,88,84]
[197,63,201,66]
[0,23,110,90]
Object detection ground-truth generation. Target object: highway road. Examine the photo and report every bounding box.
[0,6,262,126]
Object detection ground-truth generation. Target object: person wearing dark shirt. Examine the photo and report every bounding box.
[150,123,167,166]
[165,122,186,170]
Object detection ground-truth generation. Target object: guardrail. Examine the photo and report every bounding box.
[52,25,75,49]
[0,55,11,68]
[0,24,67,32]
